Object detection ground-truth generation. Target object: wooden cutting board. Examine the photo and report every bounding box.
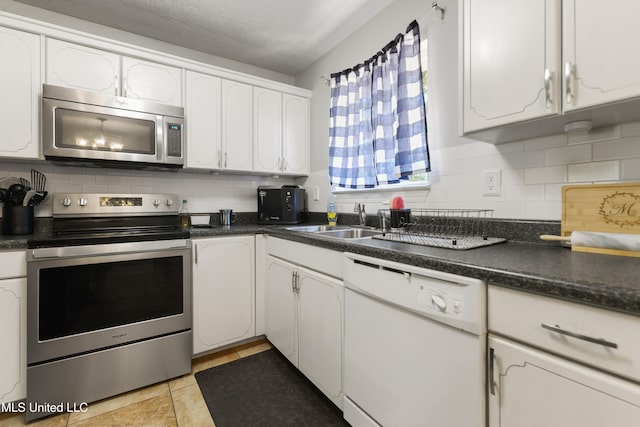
[562,183,640,257]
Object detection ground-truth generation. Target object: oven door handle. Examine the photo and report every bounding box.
[29,239,190,260]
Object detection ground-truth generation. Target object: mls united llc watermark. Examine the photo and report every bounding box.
[1,401,89,414]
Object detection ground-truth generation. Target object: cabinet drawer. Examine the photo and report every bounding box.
[489,285,640,383]
[267,237,342,279]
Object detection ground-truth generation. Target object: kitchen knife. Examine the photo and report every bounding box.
[540,231,640,252]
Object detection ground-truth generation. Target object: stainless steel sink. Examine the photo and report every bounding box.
[317,228,381,239]
[284,224,381,239]
[284,225,346,233]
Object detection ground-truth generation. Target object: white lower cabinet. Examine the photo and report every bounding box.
[0,251,27,404]
[266,255,344,408]
[488,285,640,427]
[488,335,640,427]
[192,236,255,355]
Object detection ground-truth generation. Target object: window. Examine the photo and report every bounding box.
[329,20,430,191]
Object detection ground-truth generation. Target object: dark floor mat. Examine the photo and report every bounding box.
[195,348,350,427]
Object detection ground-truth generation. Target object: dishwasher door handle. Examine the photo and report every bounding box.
[541,323,618,349]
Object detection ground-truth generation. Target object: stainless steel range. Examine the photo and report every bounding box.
[26,193,192,421]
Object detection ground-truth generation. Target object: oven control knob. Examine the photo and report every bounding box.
[166,198,173,207]
[153,198,161,207]
[62,197,72,207]
[78,198,88,207]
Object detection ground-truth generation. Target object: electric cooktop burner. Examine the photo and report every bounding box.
[28,193,190,249]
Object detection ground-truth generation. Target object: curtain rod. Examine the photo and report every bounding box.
[320,2,442,87]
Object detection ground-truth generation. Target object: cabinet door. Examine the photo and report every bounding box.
[298,267,343,407]
[122,57,182,106]
[563,0,640,111]
[221,80,253,171]
[462,0,560,132]
[488,335,640,427]
[46,38,120,95]
[0,278,26,403]
[282,94,309,176]
[253,87,282,174]
[185,71,222,170]
[265,256,297,365]
[192,237,255,355]
[0,27,39,159]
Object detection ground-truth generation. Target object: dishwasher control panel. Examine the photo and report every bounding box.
[344,252,486,335]
[419,286,464,316]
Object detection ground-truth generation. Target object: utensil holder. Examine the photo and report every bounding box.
[2,205,34,235]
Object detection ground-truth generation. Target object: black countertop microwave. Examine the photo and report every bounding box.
[257,185,308,225]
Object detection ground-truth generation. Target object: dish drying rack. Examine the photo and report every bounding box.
[374,208,506,250]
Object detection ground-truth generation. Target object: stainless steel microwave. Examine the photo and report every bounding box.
[42,84,184,169]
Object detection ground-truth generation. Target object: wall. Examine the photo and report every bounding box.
[295,0,640,221]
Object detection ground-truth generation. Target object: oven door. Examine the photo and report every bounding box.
[27,239,191,365]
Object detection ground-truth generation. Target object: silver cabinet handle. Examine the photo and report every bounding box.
[544,68,552,108]
[224,152,228,169]
[541,323,618,349]
[291,271,296,293]
[489,347,496,396]
[115,75,119,96]
[193,243,198,264]
[217,150,222,169]
[564,61,575,105]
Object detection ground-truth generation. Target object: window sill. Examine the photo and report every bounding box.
[333,181,430,194]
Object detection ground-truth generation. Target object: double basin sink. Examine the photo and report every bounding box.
[285,224,382,240]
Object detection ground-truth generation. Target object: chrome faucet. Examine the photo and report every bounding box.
[354,203,367,226]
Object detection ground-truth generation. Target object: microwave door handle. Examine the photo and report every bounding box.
[157,116,164,162]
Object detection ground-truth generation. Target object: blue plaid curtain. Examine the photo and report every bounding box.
[328,64,376,188]
[329,21,429,189]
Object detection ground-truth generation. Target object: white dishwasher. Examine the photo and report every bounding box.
[343,253,486,427]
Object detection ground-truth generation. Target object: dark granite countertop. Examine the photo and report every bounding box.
[262,226,640,317]
[5,220,639,316]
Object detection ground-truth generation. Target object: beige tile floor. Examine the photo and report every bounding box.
[0,339,272,427]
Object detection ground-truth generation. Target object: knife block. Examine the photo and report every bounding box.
[2,205,34,235]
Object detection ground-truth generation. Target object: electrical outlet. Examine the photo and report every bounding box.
[312,186,320,201]
[483,170,501,196]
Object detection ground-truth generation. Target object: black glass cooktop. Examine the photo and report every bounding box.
[27,215,190,249]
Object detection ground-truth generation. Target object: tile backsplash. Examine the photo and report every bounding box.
[301,121,640,221]
[0,160,295,217]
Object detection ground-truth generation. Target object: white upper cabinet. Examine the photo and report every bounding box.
[46,38,182,106]
[282,94,309,176]
[254,88,309,176]
[462,0,560,133]
[461,0,640,143]
[0,27,40,160]
[185,70,222,170]
[562,0,640,111]
[221,80,254,172]
[254,87,282,174]
[121,56,182,106]
[46,38,119,95]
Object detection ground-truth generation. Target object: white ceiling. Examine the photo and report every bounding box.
[12,0,395,76]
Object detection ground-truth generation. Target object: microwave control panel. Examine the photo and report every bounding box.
[166,123,182,157]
